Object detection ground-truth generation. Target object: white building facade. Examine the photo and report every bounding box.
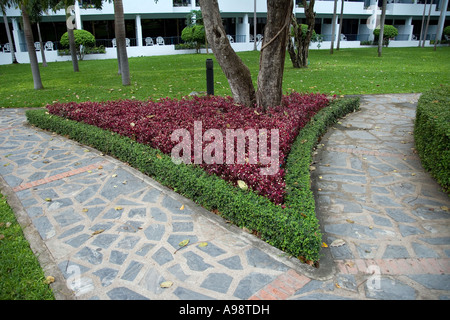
[0,0,448,65]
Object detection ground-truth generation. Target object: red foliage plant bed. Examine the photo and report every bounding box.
[47,92,331,204]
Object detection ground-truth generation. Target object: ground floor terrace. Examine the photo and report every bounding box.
[1,1,449,65]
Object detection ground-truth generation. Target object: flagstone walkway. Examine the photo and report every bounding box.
[0,93,449,300]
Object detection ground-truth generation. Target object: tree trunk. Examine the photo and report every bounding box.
[199,0,256,107]
[37,22,47,67]
[114,0,130,86]
[287,0,315,69]
[419,0,428,47]
[21,4,43,90]
[65,6,79,73]
[378,0,387,57]
[337,0,345,50]
[256,0,293,109]
[2,7,18,64]
[422,2,432,48]
[433,0,449,51]
[330,0,338,54]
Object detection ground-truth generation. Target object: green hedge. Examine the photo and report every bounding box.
[26,97,359,263]
[414,86,450,193]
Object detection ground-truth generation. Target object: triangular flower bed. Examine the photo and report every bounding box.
[26,92,359,264]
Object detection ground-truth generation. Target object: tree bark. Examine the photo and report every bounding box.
[66,6,79,72]
[114,0,130,86]
[199,0,256,107]
[287,0,315,69]
[336,0,345,50]
[37,22,47,67]
[422,1,432,48]
[2,7,18,64]
[21,4,43,90]
[256,0,293,109]
[378,0,387,57]
[330,0,338,54]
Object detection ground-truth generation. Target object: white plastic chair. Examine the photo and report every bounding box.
[156,36,165,45]
[256,34,263,43]
[145,37,154,46]
[227,35,234,43]
[126,38,130,47]
[45,41,54,51]
[3,43,10,53]
[112,38,117,48]
[34,42,41,51]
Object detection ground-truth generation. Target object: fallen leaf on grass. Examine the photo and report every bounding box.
[237,180,248,190]
[0,234,4,241]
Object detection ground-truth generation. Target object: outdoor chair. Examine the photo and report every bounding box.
[126,38,130,47]
[256,34,263,43]
[227,35,234,43]
[45,41,54,51]
[2,43,10,53]
[112,38,116,48]
[156,36,165,45]
[34,42,41,51]
[145,37,154,46]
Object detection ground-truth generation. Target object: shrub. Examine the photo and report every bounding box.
[181,25,206,53]
[373,25,398,46]
[26,95,360,263]
[444,26,450,37]
[60,30,96,60]
[414,86,450,193]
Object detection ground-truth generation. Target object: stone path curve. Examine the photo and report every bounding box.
[0,93,449,301]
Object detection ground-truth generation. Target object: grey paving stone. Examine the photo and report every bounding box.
[75,185,101,204]
[399,225,424,237]
[54,208,84,227]
[107,287,149,300]
[183,251,213,271]
[385,208,416,223]
[26,206,43,218]
[372,195,402,207]
[144,224,165,241]
[412,242,439,258]
[150,207,167,222]
[372,215,393,227]
[91,233,119,249]
[196,242,226,258]
[135,243,155,256]
[218,255,243,270]
[142,189,162,203]
[407,275,450,291]
[168,264,190,281]
[58,261,90,279]
[139,267,166,295]
[93,268,119,287]
[65,233,91,248]
[109,250,128,265]
[116,235,140,250]
[33,216,55,240]
[167,234,198,250]
[233,272,277,299]
[245,248,289,272]
[128,208,147,219]
[47,198,74,211]
[172,222,194,232]
[200,273,233,294]
[75,247,104,265]
[116,220,144,233]
[121,261,144,281]
[59,225,85,239]
[383,245,410,259]
[152,246,174,266]
[419,237,450,245]
[365,278,416,300]
[337,274,357,292]
[412,207,450,220]
[173,287,215,300]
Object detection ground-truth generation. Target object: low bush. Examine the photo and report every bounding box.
[414,86,450,192]
[26,95,359,263]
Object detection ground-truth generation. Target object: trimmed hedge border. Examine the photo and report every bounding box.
[414,86,450,193]
[26,96,360,263]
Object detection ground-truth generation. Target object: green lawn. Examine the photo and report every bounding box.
[0,193,54,300]
[0,46,449,108]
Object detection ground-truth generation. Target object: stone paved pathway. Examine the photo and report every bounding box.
[0,93,449,300]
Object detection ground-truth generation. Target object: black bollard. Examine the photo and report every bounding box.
[206,58,214,96]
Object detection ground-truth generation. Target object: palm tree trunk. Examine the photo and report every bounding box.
[336,0,345,50]
[422,1,432,48]
[330,0,338,54]
[419,0,428,47]
[37,22,47,67]
[65,7,79,72]
[378,0,387,57]
[2,6,18,64]
[21,4,43,90]
[114,0,130,85]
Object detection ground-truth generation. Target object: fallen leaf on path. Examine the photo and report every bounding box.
[45,276,55,284]
[330,239,346,247]
[198,242,208,248]
[160,281,173,288]
[321,242,328,248]
[179,239,189,247]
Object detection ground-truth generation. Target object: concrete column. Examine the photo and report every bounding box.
[136,14,143,47]
[74,0,82,29]
[11,18,22,53]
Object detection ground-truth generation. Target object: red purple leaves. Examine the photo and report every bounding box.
[47,92,330,204]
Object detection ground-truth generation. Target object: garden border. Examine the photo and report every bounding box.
[25,96,360,263]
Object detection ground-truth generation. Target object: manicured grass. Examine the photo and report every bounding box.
[1,47,449,108]
[0,193,55,300]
